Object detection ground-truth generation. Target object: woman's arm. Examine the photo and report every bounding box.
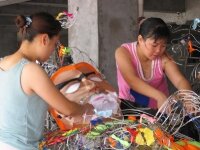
[162,53,191,90]
[21,62,93,116]
[115,47,167,107]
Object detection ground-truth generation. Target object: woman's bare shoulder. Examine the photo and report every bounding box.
[115,46,130,58]
[161,52,176,69]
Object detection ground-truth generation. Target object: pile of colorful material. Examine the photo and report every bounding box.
[39,115,200,150]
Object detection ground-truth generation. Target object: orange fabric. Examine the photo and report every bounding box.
[188,40,196,54]
[175,140,200,150]
[171,143,185,150]
[186,144,200,150]
[49,108,68,130]
[154,128,169,145]
[128,116,136,122]
[51,62,99,81]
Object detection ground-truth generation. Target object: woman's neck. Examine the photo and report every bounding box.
[136,43,150,63]
[17,42,36,62]
[16,50,34,61]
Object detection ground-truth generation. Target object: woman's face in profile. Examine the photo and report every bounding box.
[139,36,167,60]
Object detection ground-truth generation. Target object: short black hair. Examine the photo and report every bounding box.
[139,17,170,41]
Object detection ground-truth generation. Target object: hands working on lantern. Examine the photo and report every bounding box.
[49,62,121,130]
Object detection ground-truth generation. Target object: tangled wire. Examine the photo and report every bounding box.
[40,90,200,150]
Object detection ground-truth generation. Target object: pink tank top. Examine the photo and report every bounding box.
[116,42,169,108]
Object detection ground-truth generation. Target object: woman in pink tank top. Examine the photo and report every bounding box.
[115,17,191,109]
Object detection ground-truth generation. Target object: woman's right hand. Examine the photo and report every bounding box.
[71,103,94,125]
[156,93,167,108]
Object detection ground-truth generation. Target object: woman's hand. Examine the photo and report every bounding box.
[156,92,167,108]
[70,103,94,125]
[82,103,95,116]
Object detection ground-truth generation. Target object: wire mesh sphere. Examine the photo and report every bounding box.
[155,90,200,135]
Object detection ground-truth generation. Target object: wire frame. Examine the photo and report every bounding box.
[166,42,189,66]
[167,20,200,66]
[42,94,200,150]
[192,81,200,95]
[44,112,59,132]
[56,4,79,29]
[69,47,98,68]
[53,45,103,77]
[155,90,200,136]
[190,62,200,82]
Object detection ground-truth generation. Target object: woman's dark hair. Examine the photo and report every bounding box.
[139,17,170,41]
[15,12,61,42]
[137,16,145,25]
